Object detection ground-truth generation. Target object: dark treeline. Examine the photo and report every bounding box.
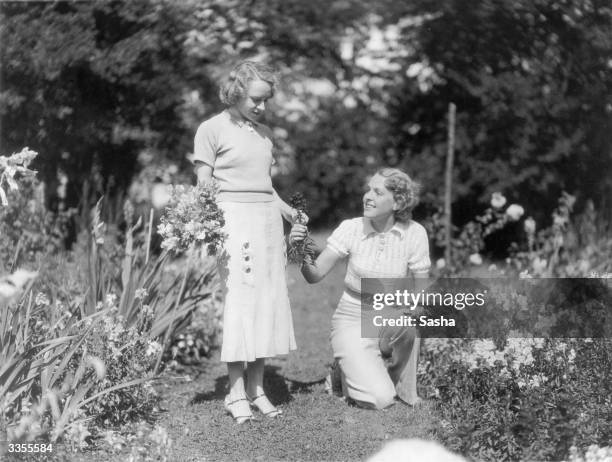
[1,0,611,228]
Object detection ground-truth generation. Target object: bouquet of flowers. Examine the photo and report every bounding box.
[287,192,316,264]
[157,182,226,255]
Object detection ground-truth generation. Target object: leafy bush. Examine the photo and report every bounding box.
[1,147,222,451]
[0,149,75,272]
[417,192,612,461]
[421,338,612,461]
[508,194,612,277]
[424,192,525,276]
[75,294,161,427]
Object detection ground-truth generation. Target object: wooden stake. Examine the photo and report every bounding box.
[444,103,456,266]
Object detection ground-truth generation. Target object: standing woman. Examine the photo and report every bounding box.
[193,61,300,423]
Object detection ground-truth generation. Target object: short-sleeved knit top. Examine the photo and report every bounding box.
[193,110,275,202]
[327,217,431,298]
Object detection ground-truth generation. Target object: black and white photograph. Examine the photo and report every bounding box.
[1,1,611,461]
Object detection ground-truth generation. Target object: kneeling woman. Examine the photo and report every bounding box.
[290,168,430,409]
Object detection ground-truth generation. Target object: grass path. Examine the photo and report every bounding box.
[83,232,441,461]
[149,259,440,461]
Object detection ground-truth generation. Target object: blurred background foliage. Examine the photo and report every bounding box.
[1,0,611,232]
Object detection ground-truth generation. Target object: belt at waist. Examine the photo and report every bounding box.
[217,191,274,202]
[344,286,362,301]
[343,287,379,308]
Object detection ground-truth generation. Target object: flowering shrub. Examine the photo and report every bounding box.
[426,192,525,275]
[101,421,173,462]
[170,291,223,364]
[508,193,612,277]
[420,338,612,461]
[1,282,111,445]
[0,149,75,271]
[0,147,37,204]
[419,190,612,460]
[157,182,226,255]
[76,294,160,427]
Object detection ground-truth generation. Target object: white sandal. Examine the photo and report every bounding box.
[247,393,282,418]
[224,395,254,424]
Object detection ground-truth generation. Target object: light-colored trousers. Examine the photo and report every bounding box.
[331,295,420,409]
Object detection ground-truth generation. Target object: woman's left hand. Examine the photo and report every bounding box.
[289,224,308,244]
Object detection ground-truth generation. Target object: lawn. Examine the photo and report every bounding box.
[80,231,442,462]
[152,263,439,462]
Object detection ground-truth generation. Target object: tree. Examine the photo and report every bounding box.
[383,0,612,223]
[1,1,197,208]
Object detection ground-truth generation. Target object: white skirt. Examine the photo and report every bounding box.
[217,201,296,362]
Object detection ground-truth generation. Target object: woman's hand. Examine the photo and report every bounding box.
[290,223,308,244]
[291,209,309,225]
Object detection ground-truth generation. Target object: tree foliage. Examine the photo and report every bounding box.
[382,0,612,222]
[1,0,610,228]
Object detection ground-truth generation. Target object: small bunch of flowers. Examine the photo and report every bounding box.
[287,192,316,264]
[0,147,38,206]
[157,182,226,255]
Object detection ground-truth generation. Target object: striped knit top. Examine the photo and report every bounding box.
[327,217,431,300]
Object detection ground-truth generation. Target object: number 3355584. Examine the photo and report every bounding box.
[8,443,53,452]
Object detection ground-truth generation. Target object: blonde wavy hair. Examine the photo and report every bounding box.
[376,168,421,222]
[219,60,278,107]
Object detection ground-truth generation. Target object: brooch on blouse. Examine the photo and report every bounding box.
[237,120,255,132]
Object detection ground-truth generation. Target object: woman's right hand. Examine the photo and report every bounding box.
[290,223,308,244]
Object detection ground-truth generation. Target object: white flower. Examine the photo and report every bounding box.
[87,356,107,380]
[104,430,125,452]
[506,204,525,221]
[553,214,565,227]
[523,216,536,234]
[0,269,38,300]
[161,236,179,251]
[469,253,483,265]
[184,221,198,235]
[490,192,507,209]
[146,340,162,357]
[105,293,118,308]
[532,257,548,274]
[436,258,446,269]
[135,288,149,300]
[157,223,173,236]
[35,292,50,306]
[151,183,171,209]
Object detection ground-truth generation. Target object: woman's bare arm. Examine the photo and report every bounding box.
[300,247,342,284]
[194,161,213,185]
